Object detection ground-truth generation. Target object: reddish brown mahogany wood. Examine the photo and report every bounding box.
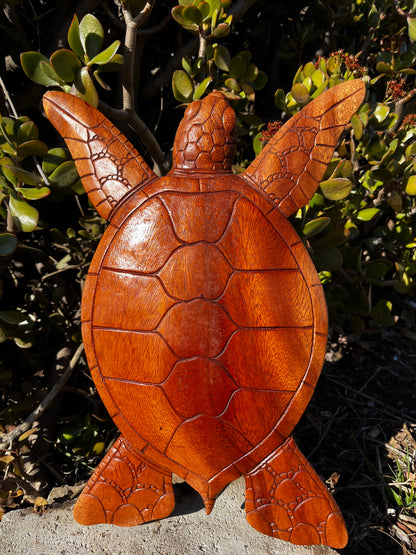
[43,81,365,548]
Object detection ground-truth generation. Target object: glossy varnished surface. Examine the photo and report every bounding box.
[44,81,365,548]
[81,179,325,495]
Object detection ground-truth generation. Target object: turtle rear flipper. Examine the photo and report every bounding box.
[244,436,348,548]
[73,435,175,526]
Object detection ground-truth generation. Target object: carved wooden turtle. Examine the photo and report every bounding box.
[43,80,365,548]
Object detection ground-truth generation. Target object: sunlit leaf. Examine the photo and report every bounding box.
[73,67,99,107]
[17,140,49,160]
[225,77,241,92]
[92,441,105,455]
[357,207,380,221]
[376,61,392,74]
[311,69,325,88]
[213,44,230,71]
[303,61,316,77]
[68,15,84,60]
[95,54,123,73]
[17,121,38,144]
[351,113,363,139]
[408,16,416,42]
[320,178,353,200]
[8,194,39,232]
[302,216,331,238]
[182,5,203,26]
[42,148,68,175]
[50,49,82,82]
[172,5,199,31]
[17,186,50,200]
[205,0,221,16]
[198,2,210,20]
[274,88,286,111]
[89,40,121,66]
[193,76,211,100]
[20,52,61,87]
[405,175,416,195]
[4,165,43,185]
[211,23,231,38]
[48,161,79,188]
[56,254,71,270]
[253,132,263,156]
[172,70,194,102]
[291,82,310,104]
[373,103,390,123]
[79,14,104,60]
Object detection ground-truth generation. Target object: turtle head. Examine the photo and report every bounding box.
[172,91,237,172]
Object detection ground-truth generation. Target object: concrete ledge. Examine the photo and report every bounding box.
[0,477,339,554]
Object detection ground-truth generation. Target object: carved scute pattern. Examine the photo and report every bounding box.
[42,83,367,547]
[243,80,365,217]
[245,436,348,548]
[73,435,175,526]
[172,91,237,172]
[43,92,156,220]
[90,191,321,485]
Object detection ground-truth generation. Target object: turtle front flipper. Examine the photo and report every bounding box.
[243,80,365,217]
[73,435,175,526]
[244,436,348,548]
[43,92,156,220]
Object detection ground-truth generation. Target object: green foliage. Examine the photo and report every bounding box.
[0,113,84,241]
[21,14,122,107]
[171,0,267,105]
[386,449,416,514]
[269,46,416,331]
[171,0,233,38]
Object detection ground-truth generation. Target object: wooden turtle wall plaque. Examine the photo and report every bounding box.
[43,79,365,548]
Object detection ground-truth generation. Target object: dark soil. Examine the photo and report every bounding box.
[296,325,416,554]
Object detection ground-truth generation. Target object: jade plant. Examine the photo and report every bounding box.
[21,14,123,107]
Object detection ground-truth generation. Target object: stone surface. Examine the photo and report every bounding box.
[0,477,340,555]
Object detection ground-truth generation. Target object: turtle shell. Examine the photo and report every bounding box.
[81,172,327,504]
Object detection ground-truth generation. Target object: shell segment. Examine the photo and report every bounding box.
[83,183,326,495]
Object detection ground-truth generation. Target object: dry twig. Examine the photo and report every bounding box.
[0,344,84,450]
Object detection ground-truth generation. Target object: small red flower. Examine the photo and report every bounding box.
[401,113,416,129]
[387,78,407,100]
[260,121,282,143]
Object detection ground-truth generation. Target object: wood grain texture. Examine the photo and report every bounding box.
[43,92,156,220]
[244,80,366,216]
[44,81,365,546]
[245,436,348,548]
[73,435,175,526]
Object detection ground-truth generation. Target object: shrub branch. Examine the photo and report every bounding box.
[0,344,84,450]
